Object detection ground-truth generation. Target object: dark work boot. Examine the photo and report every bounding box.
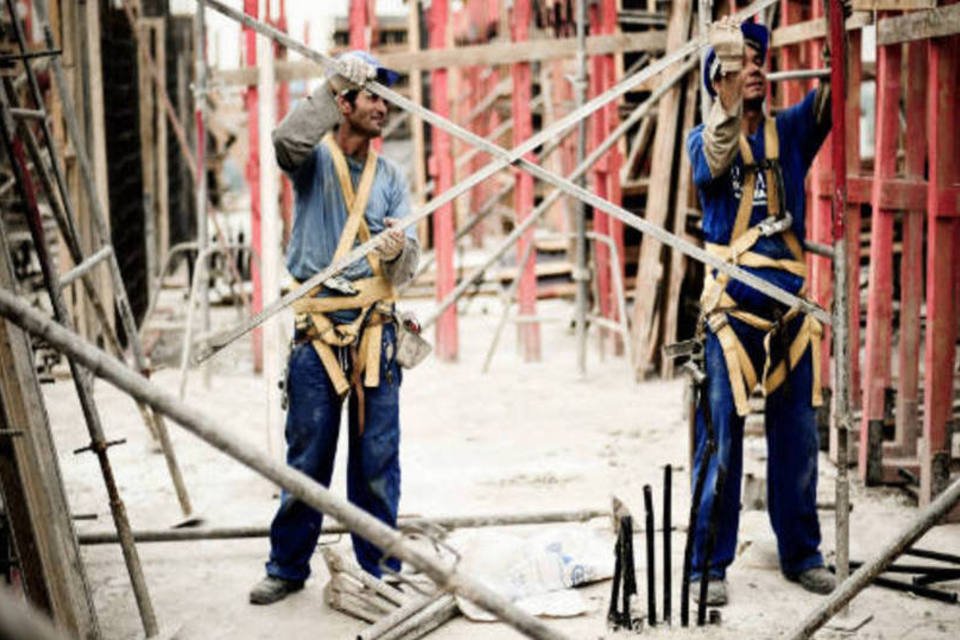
[691,578,728,606]
[249,576,304,605]
[796,567,836,595]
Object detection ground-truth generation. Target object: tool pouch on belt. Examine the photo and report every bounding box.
[394,310,431,369]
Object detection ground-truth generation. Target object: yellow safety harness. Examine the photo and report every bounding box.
[291,134,397,422]
[700,118,823,417]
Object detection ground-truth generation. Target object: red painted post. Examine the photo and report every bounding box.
[896,40,926,458]
[512,0,541,361]
[845,30,863,412]
[589,1,611,343]
[859,24,901,482]
[602,0,624,344]
[430,0,458,360]
[808,0,833,397]
[349,0,367,49]
[921,32,959,507]
[275,0,292,245]
[244,0,263,373]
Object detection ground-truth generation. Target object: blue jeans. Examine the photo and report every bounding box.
[266,324,402,582]
[691,315,824,581]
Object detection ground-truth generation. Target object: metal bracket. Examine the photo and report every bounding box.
[73,438,127,455]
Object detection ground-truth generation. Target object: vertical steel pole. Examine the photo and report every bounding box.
[429,0,458,360]
[194,0,210,385]
[827,0,851,597]
[244,0,263,373]
[574,0,589,375]
[276,0,292,245]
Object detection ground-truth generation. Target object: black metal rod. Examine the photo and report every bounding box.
[904,548,960,566]
[681,384,715,627]
[912,570,960,586]
[848,560,960,575]
[663,464,672,625]
[829,567,958,604]
[698,465,728,627]
[643,485,657,626]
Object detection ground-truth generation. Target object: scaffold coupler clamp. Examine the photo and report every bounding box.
[757,211,794,237]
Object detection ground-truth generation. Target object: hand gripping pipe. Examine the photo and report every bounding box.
[195,0,824,364]
[0,288,572,640]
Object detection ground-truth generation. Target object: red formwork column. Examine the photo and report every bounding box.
[349,0,367,48]
[845,30,863,412]
[601,0,624,347]
[588,1,612,338]
[808,0,832,399]
[430,0,458,360]
[512,0,541,361]
[859,23,901,483]
[244,0,263,373]
[921,32,959,507]
[895,40,927,459]
[275,0,292,245]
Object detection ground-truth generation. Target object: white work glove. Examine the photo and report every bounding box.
[709,16,744,76]
[376,218,405,262]
[329,56,377,95]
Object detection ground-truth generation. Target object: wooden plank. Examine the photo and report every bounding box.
[138,18,158,301]
[853,1,934,10]
[154,19,169,274]
[212,30,666,85]
[0,227,99,637]
[771,12,872,49]
[629,0,693,379]
[877,3,960,46]
[660,71,697,379]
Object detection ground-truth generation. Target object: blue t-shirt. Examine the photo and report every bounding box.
[284,142,416,323]
[686,89,829,313]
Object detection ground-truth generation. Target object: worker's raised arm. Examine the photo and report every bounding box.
[271,80,341,174]
[688,18,744,184]
[272,57,377,174]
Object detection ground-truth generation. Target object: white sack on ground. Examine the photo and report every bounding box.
[448,525,615,621]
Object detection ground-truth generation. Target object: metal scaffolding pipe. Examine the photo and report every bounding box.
[196,0,820,366]
[422,57,698,330]
[787,474,960,639]
[77,509,608,545]
[0,289,571,640]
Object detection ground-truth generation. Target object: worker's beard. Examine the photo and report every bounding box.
[744,96,764,113]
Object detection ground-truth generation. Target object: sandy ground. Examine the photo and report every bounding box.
[41,296,960,640]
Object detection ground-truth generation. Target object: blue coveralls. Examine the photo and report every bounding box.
[685,89,831,581]
[266,143,417,582]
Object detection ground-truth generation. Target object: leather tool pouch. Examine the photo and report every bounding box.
[394,310,431,369]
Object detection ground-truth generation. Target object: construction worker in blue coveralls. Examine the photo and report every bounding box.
[249,50,420,605]
[684,10,850,607]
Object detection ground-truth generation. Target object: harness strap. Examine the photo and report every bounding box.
[293,137,397,408]
[700,118,822,416]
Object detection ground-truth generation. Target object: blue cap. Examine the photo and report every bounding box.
[331,50,401,88]
[703,22,769,98]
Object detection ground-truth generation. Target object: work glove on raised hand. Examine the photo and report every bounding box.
[376,218,405,262]
[329,56,377,95]
[709,16,744,76]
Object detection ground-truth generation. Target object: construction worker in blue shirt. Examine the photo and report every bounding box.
[249,51,420,605]
[684,12,848,606]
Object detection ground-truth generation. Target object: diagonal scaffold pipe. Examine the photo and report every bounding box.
[195,0,828,365]
[0,288,571,640]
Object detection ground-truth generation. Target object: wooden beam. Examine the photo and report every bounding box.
[771,12,872,49]
[852,1,934,10]
[212,30,666,85]
[660,71,697,379]
[629,0,693,379]
[877,4,960,46]
[0,230,99,637]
